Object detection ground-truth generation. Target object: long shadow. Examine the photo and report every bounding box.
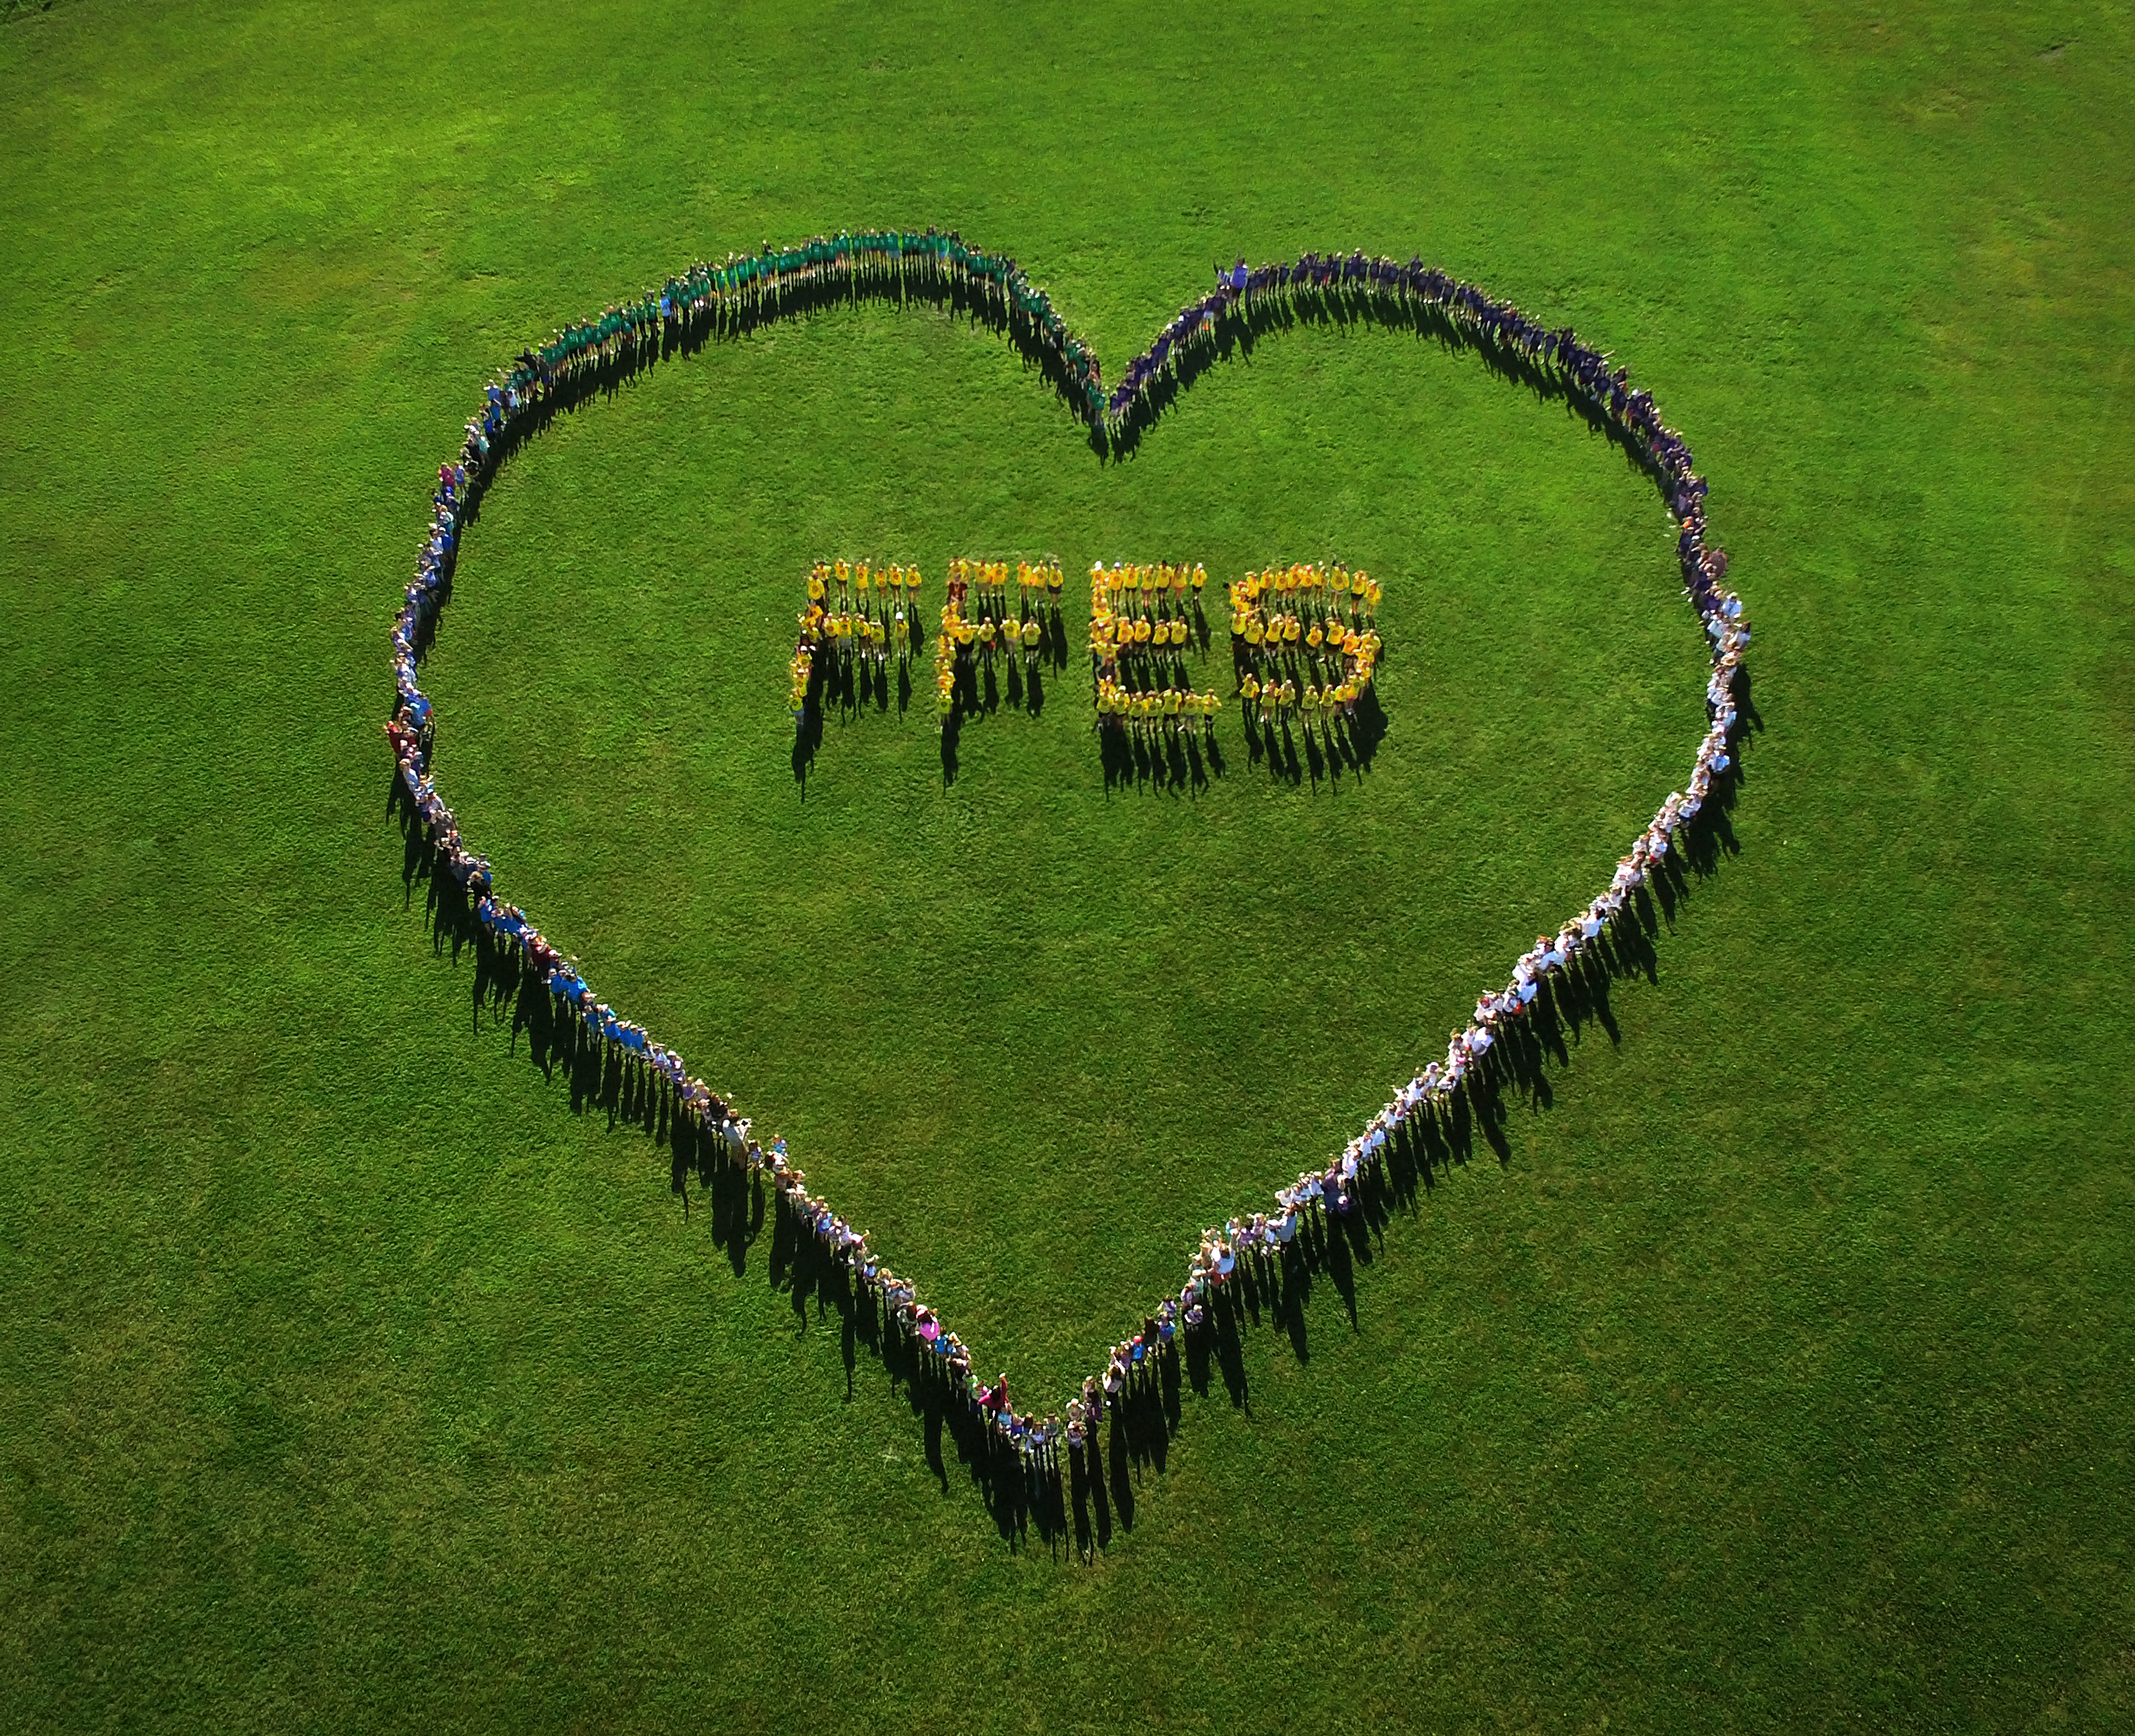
[792,692,823,786]
[390,238,1757,1552]
[411,247,1107,680]
[385,660,1751,1551]
[1104,278,1668,483]
[396,835,1082,1542]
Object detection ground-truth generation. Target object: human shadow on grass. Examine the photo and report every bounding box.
[1106,282,1669,483]
[792,692,825,788]
[392,241,1756,1555]
[438,252,1656,602]
[793,653,916,788]
[480,253,1103,471]
[1098,723,1225,798]
[386,674,1750,1557]
[1094,659,1230,798]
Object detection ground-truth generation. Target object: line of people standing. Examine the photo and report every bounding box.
[386,233,1751,1502]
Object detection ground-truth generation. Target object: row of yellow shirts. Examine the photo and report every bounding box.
[1094,682,1222,717]
[1229,570,1380,601]
[801,610,906,645]
[1238,674,1364,708]
[809,569,923,597]
[1091,563,1208,593]
[932,611,959,708]
[1092,615,1194,648]
[945,615,1044,648]
[1236,618,1383,655]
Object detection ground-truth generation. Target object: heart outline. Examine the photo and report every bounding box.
[384,231,1752,1542]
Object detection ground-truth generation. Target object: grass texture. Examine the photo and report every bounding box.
[3,0,2132,1729]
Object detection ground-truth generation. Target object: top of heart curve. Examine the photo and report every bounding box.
[384,230,1752,1531]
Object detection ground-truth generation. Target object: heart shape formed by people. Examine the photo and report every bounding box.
[385,232,1751,1539]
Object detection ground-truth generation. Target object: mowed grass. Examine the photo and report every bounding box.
[3,0,2132,1731]
[431,301,1691,1391]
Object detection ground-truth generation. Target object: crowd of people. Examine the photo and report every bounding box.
[948,558,1064,675]
[790,559,925,719]
[1228,562,1384,737]
[784,546,1384,752]
[386,230,1750,1501]
[787,554,1070,726]
[468,230,1110,438]
[806,559,926,666]
[1088,561,1222,740]
[930,557,1065,720]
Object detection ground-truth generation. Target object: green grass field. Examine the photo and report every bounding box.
[3,1,2131,1729]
